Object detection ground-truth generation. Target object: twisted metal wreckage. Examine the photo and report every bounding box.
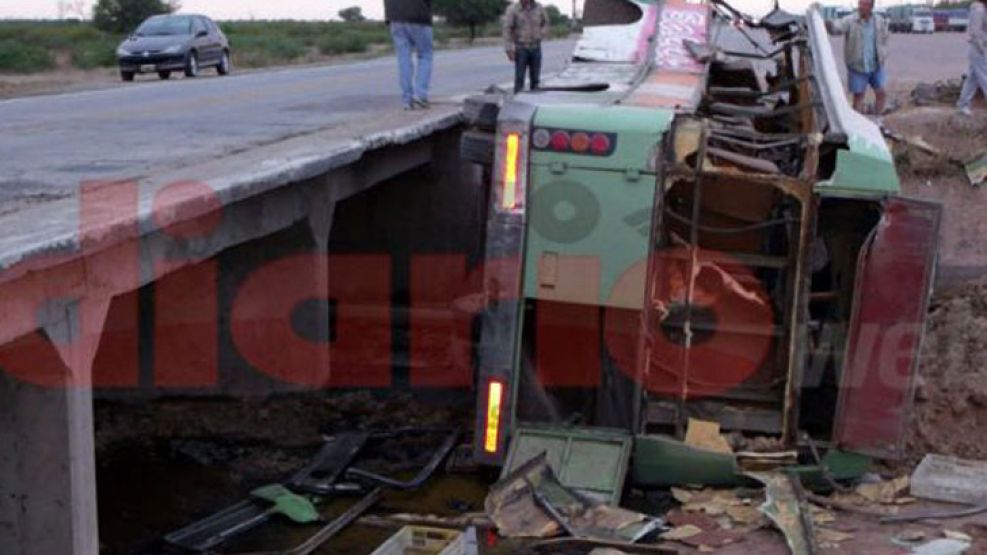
[465,0,939,490]
[162,0,942,552]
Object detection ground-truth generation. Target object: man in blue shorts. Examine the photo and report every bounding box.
[827,0,890,116]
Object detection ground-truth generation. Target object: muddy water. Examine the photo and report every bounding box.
[97,441,244,554]
[97,440,494,554]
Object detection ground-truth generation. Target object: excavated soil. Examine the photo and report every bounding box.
[881,98,987,468]
[886,104,987,273]
[906,278,987,467]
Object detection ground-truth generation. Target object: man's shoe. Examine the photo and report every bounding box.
[958,107,973,117]
[413,98,430,109]
[403,103,416,111]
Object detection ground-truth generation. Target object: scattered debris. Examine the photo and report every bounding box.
[289,432,369,495]
[815,526,853,546]
[229,488,381,555]
[588,549,631,555]
[358,513,491,530]
[943,530,973,543]
[250,484,321,523]
[749,472,818,555]
[664,509,746,549]
[805,492,894,517]
[164,484,321,552]
[485,453,661,542]
[501,427,633,505]
[531,537,677,554]
[660,524,703,541]
[883,127,945,158]
[856,475,910,504]
[910,454,987,505]
[370,525,471,555]
[911,79,964,107]
[346,430,460,490]
[685,418,734,454]
[965,150,987,187]
[909,538,971,555]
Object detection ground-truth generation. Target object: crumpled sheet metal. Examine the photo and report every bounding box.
[485,453,661,542]
[966,151,987,188]
[748,472,818,555]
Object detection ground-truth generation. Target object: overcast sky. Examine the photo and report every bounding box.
[1,0,900,21]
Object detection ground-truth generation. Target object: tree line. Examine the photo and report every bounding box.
[89,0,569,42]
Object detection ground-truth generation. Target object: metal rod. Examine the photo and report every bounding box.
[345,430,459,490]
[678,125,710,436]
[226,488,382,555]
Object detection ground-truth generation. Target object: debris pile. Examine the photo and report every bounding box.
[911,80,964,107]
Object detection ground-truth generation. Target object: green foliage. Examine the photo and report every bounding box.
[0,39,54,73]
[318,32,370,55]
[0,18,507,74]
[545,5,570,26]
[71,37,120,69]
[434,0,509,40]
[228,34,307,67]
[337,6,367,22]
[220,20,388,67]
[92,0,178,33]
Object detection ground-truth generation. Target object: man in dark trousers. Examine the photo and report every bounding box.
[503,0,550,93]
[384,0,433,109]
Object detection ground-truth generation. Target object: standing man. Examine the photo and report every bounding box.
[958,0,987,116]
[827,0,890,116]
[503,0,550,94]
[384,0,433,110]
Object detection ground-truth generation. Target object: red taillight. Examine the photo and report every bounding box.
[570,132,591,153]
[484,380,505,454]
[532,127,615,156]
[502,133,520,210]
[550,131,570,151]
[590,133,611,155]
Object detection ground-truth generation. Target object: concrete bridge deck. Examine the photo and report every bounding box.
[0,44,572,555]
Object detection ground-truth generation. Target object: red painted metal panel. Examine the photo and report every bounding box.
[833,198,941,458]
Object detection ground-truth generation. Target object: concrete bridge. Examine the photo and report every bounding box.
[0,43,571,555]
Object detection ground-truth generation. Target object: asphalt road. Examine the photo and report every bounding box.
[831,31,970,87]
[0,32,970,209]
[0,42,574,206]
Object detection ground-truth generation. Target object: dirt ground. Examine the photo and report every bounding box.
[874,83,987,471]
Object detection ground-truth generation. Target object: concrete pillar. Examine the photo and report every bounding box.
[306,185,336,388]
[0,298,109,555]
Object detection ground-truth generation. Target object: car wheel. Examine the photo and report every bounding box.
[158,71,171,80]
[184,52,199,78]
[121,71,134,82]
[217,50,231,75]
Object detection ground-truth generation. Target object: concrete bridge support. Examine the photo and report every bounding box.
[0,121,466,555]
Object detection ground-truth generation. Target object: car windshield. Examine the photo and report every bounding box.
[136,16,193,36]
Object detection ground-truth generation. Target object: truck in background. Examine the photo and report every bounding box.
[888,4,936,33]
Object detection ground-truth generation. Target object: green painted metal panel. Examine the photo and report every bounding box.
[520,105,670,308]
[816,147,901,198]
[502,427,633,505]
[631,435,871,488]
[523,165,655,309]
[631,434,745,487]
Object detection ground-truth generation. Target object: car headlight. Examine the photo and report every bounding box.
[116,46,132,56]
[163,45,183,54]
